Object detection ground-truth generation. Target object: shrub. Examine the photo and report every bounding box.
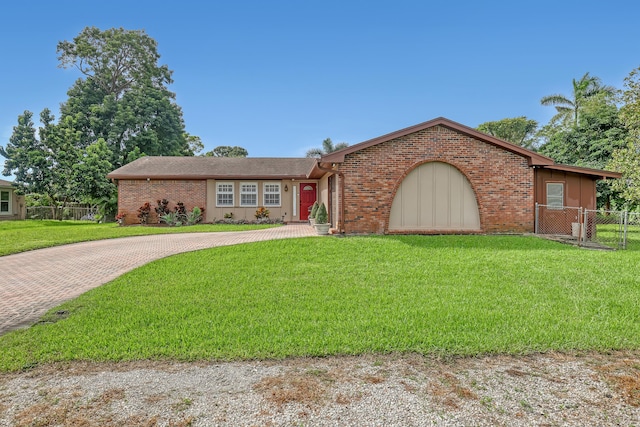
[309,201,319,219]
[255,207,270,219]
[186,207,202,226]
[174,202,187,224]
[137,202,152,225]
[155,199,170,221]
[115,212,126,226]
[160,211,181,226]
[315,203,328,224]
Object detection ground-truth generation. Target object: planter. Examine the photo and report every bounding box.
[309,218,316,226]
[314,223,331,235]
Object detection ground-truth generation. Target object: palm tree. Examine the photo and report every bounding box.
[305,138,349,158]
[540,72,615,127]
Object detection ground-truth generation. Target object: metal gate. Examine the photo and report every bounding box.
[535,203,639,250]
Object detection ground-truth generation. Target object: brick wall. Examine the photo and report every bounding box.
[337,125,534,234]
[117,179,207,225]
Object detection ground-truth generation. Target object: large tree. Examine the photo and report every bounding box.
[539,93,627,208]
[477,117,539,149]
[2,27,194,216]
[609,67,640,207]
[1,110,83,218]
[56,27,189,167]
[540,72,615,128]
[306,138,348,158]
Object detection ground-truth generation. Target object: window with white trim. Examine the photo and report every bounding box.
[0,190,10,214]
[216,183,234,207]
[240,182,257,207]
[546,182,564,209]
[263,183,281,206]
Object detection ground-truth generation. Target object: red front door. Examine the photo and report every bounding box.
[300,183,317,220]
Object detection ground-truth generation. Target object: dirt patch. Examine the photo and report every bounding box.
[593,357,640,406]
[254,373,328,407]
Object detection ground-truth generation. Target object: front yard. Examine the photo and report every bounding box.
[1,235,639,372]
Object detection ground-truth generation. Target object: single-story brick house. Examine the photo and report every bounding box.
[107,117,621,233]
[0,178,26,221]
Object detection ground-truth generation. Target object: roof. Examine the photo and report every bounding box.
[0,178,16,188]
[107,156,325,180]
[540,164,622,179]
[321,117,555,167]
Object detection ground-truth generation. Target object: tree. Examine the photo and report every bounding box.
[203,146,249,157]
[57,26,168,100]
[1,110,82,218]
[609,67,640,207]
[56,27,189,168]
[539,94,627,208]
[1,111,39,188]
[2,27,194,217]
[184,133,204,156]
[477,117,539,149]
[306,138,348,158]
[540,72,615,128]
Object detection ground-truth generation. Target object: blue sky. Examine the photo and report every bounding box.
[1,0,639,164]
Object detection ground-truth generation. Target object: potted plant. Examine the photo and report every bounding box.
[314,202,330,235]
[308,201,319,226]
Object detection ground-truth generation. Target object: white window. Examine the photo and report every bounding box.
[216,183,234,207]
[0,190,10,214]
[240,182,257,207]
[546,182,564,209]
[263,183,281,207]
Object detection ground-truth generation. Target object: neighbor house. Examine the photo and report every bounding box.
[0,179,26,221]
[107,117,621,233]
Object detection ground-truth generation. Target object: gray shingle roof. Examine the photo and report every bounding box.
[0,178,16,187]
[107,156,321,180]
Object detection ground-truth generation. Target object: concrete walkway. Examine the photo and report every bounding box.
[0,225,317,335]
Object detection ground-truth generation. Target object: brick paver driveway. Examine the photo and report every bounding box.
[0,225,316,335]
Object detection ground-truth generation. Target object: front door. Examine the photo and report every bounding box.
[299,183,317,220]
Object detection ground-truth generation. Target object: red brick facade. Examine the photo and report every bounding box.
[117,179,207,225]
[336,125,534,234]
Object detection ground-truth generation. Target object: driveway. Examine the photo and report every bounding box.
[0,225,316,335]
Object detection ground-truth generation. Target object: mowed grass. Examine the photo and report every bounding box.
[0,220,279,256]
[1,235,639,372]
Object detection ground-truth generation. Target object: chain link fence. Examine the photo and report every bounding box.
[534,204,583,237]
[582,209,625,249]
[536,203,640,250]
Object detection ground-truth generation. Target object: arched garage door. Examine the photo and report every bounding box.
[389,162,480,231]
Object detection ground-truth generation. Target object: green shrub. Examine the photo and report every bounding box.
[160,212,180,226]
[309,201,319,219]
[315,203,328,224]
[187,207,202,226]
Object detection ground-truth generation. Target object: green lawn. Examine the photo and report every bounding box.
[0,220,279,256]
[1,235,639,372]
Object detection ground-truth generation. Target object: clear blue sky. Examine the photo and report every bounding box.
[1,0,639,162]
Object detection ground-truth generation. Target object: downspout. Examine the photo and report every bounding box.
[316,163,345,234]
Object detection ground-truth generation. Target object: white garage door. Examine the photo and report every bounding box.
[389,162,480,231]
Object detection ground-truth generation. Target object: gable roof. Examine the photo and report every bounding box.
[107,156,325,180]
[321,117,555,166]
[0,178,16,188]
